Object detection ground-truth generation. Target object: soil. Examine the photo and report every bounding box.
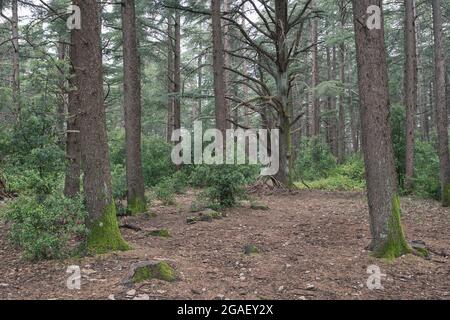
[0,190,449,300]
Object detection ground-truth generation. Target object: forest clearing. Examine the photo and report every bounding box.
[0,0,449,304]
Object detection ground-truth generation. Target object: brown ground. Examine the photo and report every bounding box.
[0,190,449,300]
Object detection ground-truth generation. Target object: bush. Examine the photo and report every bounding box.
[111,164,127,199]
[110,132,175,187]
[1,193,87,261]
[294,138,337,181]
[200,165,248,208]
[153,177,176,205]
[414,140,440,200]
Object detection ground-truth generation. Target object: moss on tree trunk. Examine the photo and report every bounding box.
[374,195,411,260]
[127,196,147,215]
[87,202,131,254]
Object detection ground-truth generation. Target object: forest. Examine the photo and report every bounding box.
[0,0,448,301]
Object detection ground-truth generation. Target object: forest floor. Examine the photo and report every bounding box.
[0,190,449,300]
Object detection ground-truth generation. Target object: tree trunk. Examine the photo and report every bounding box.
[73,0,129,253]
[404,0,418,192]
[211,0,228,136]
[121,0,146,214]
[338,45,346,163]
[352,0,410,259]
[166,18,174,143]
[310,0,320,137]
[273,0,293,187]
[431,0,450,207]
[64,27,81,199]
[337,1,347,163]
[57,41,67,146]
[11,0,20,122]
[173,9,181,132]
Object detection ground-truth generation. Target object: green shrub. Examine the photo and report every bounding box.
[171,170,189,194]
[294,138,337,180]
[1,193,88,261]
[109,132,175,187]
[153,177,176,205]
[413,140,440,200]
[200,165,248,208]
[111,164,127,199]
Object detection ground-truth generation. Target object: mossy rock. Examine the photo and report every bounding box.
[410,240,430,259]
[147,229,171,238]
[244,244,261,255]
[123,261,176,285]
[198,209,223,221]
[187,217,199,224]
[250,202,269,211]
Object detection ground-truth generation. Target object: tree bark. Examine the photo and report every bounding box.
[166,17,174,143]
[404,0,418,192]
[352,0,410,258]
[310,0,320,137]
[64,27,81,198]
[121,0,146,214]
[431,0,450,207]
[73,0,129,253]
[173,9,181,132]
[337,1,347,163]
[211,0,228,136]
[11,0,20,122]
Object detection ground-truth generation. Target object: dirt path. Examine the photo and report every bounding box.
[0,190,448,300]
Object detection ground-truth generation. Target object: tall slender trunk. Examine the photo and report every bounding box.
[330,46,338,157]
[173,9,181,132]
[211,0,228,136]
[431,0,450,207]
[338,1,347,163]
[310,0,320,137]
[122,0,146,214]
[338,45,346,163]
[166,18,174,143]
[352,0,410,259]
[57,41,67,146]
[348,64,358,153]
[73,0,129,253]
[64,28,81,198]
[404,0,418,192]
[11,0,20,122]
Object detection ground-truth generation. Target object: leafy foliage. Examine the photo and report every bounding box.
[1,193,87,261]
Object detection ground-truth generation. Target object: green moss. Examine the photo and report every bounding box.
[132,262,176,283]
[250,202,269,211]
[187,217,198,224]
[87,202,131,254]
[147,229,171,238]
[128,196,147,215]
[414,246,429,258]
[443,184,450,207]
[244,244,261,255]
[374,195,412,260]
